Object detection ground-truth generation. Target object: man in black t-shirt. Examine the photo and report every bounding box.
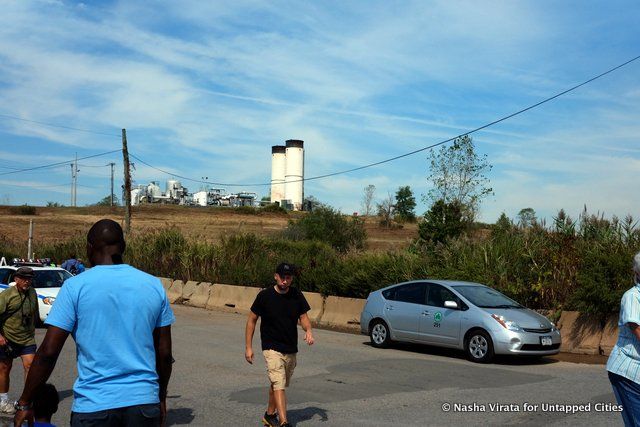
[245,262,314,427]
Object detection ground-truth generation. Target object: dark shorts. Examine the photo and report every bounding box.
[70,403,161,427]
[0,341,36,359]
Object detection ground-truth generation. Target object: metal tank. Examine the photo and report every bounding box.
[284,139,304,210]
[147,182,162,201]
[270,145,286,205]
[166,180,182,199]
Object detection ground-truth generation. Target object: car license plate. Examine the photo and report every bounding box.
[540,336,552,346]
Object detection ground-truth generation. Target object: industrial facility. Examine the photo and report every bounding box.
[130,180,257,207]
[271,139,305,211]
[129,138,304,210]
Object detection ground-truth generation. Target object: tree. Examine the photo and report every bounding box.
[361,184,376,216]
[418,200,466,244]
[517,208,537,228]
[425,135,492,221]
[46,201,64,207]
[95,195,119,206]
[395,186,416,223]
[377,193,396,228]
[493,212,513,236]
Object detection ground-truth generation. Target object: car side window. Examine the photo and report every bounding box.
[426,284,461,308]
[0,269,12,285]
[392,283,426,305]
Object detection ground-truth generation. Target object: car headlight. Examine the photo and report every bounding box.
[42,297,56,305]
[491,314,522,332]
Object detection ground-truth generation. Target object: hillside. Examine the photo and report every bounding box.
[0,205,418,253]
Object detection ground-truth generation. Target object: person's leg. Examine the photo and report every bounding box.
[0,358,12,394]
[0,357,14,413]
[273,389,287,425]
[19,353,35,381]
[267,384,277,414]
[609,371,640,426]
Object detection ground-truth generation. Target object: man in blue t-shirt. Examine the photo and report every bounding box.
[14,219,175,426]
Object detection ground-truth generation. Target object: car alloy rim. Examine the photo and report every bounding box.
[372,324,387,344]
[469,335,488,358]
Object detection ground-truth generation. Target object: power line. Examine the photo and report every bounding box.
[0,113,121,137]
[0,182,98,190]
[0,150,121,177]
[130,53,640,187]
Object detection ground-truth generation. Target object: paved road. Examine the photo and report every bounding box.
[0,305,623,426]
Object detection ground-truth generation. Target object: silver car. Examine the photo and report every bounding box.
[360,280,561,363]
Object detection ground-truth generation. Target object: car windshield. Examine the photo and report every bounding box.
[453,285,523,308]
[32,270,72,289]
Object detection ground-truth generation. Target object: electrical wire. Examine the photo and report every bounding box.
[0,150,121,177]
[130,53,640,187]
[0,113,121,137]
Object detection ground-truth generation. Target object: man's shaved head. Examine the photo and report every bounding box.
[87,219,125,265]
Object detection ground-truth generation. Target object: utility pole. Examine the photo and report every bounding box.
[27,219,33,260]
[74,152,78,206]
[109,162,116,207]
[70,153,79,207]
[122,129,132,235]
[69,163,74,206]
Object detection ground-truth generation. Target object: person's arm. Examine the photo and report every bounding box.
[14,326,69,427]
[245,311,258,364]
[153,325,172,427]
[628,323,640,341]
[299,312,314,345]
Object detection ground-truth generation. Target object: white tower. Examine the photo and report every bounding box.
[270,145,286,205]
[284,139,304,211]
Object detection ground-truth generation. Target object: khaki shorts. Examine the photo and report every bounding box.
[263,349,297,390]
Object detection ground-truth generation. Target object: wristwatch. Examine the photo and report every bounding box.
[14,401,32,411]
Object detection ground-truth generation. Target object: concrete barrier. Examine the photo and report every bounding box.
[184,282,212,309]
[557,311,603,355]
[167,280,185,304]
[206,284,262,313]
[302,292,325,323]
[600,315,619,356]
[320,296,366,330]
[181,281,199,300]
[159,277,172,292]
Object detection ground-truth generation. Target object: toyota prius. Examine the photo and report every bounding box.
[360,280,561,363]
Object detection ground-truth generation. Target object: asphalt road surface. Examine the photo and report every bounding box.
[0,305,623,426]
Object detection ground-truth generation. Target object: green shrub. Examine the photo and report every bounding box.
[9,205,37,215]
[283,206,366,253]
[260,204,288,215]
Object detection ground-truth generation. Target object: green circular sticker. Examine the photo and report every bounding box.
[434,312,442,322]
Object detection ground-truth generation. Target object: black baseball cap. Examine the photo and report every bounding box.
[275,262,295,277]
[15,266,34,279]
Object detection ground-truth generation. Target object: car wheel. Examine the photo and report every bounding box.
[465,330,494,363]
[370,320,392,348]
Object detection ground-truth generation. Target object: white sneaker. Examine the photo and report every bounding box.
[0,400,15,414]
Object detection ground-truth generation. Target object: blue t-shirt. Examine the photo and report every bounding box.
[45,264,175,413]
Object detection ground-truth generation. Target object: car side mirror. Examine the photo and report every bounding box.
[444,300,458,309]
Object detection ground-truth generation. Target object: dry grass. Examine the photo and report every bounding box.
[0,205,418,251]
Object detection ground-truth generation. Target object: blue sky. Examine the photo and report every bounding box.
[0,0,639,223]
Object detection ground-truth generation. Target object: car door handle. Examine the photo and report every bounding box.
[422,311,430,316]
[386,306,394,311]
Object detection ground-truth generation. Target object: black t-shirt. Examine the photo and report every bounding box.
[250,286,311,354]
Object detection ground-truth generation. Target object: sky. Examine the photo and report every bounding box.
[0,0,639,223]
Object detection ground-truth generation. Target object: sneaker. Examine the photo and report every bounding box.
[262,411,278,427]
[0,400,15,414]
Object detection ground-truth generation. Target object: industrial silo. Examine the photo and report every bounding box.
[270,145,286,205]
[284,139,304,210]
